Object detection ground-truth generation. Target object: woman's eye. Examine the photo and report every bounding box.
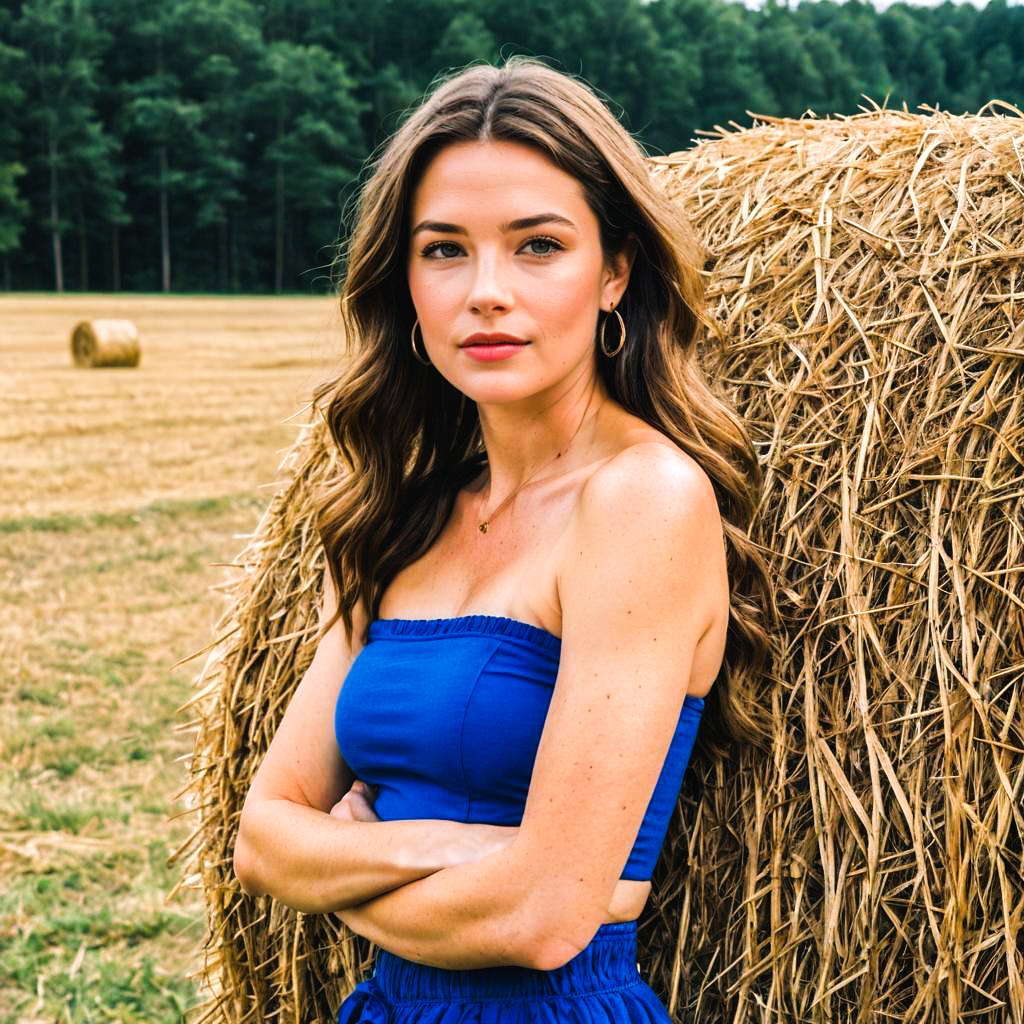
[422,241,462,259]
[523,236,562,256]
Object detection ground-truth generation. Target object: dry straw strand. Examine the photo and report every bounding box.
[175,103,1024,1024]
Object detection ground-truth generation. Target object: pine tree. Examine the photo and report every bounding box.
[13,0,116,292]
[0,23,27,290]
[250,41,365,292]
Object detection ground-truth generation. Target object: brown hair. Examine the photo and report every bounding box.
[312,56,778,754]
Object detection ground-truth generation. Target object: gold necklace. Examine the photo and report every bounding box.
[477,391,600,534]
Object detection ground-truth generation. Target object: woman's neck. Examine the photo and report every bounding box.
[474,375,608,503]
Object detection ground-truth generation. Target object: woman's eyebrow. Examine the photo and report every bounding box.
[410,213,577,237]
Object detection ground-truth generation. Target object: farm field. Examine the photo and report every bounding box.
[0,295,341,1022]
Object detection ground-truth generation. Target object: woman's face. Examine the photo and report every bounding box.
[406,139,632,406]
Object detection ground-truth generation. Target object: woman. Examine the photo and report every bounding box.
[234,56,773,1023]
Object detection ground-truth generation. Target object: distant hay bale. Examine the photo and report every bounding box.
[70,319,141,367]
[175,104,1024,1024]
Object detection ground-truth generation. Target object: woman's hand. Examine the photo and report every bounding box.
[328,780,521,934]
[329,780,381,823]
[327,782,520,865]
[330,787,521,938]
[334,818,523,938]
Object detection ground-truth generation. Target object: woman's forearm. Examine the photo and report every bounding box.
[336,841,581,971]
[234,796,506,913]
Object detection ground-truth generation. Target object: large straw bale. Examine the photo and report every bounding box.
[175,105,1024,1024]
[70,319,141,367]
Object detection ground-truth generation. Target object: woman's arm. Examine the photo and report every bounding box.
[236,796,515,912]
[234,568,513,911]
[333,840,556,970]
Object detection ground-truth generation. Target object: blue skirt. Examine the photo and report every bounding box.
[336,920,671,1023]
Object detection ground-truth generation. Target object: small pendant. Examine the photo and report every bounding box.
[479,521,488,533]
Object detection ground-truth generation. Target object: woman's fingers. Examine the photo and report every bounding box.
[330,786,380,823]
[326,780,381,824]
[329,797,355,821]
[353,780,378,801]
[351,791,380,822]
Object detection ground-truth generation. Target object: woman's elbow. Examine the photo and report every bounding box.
[528,932,590,972]
[233,839,257,896]
[233,807,266,897]
[512,897,596,971]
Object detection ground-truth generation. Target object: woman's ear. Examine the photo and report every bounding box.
[602,233,639,307]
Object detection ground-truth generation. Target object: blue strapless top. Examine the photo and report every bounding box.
[334,614,704,881]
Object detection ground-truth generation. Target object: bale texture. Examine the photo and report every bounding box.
[175,104,1024,1024]
[70,319,141,367]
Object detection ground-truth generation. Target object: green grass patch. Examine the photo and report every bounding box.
[38,717,76,741]
[46,648,146,686]
[17,685,61,706]
[0,492,264,534]
[14,795,132,835]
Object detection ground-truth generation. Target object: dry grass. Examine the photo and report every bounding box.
[0,294,339,1022]
[0,295,343,520]
[178,107,1024,1024]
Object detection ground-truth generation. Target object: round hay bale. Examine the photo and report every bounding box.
[175,104,1024,1024]
[70,319,141,368]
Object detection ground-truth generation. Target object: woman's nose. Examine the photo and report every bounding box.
[467,252,514,314]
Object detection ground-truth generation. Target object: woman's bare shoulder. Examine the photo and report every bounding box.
[561,432,722,593]
[550,425,721,594]
[585,435,717,510]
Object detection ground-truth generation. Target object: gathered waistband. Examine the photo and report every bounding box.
[371,920,641,1004]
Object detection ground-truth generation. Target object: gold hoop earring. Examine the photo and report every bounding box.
[599,306,626,357]
[410,319,431,365]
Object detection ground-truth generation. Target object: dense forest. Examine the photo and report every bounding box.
[1,0,1021,294]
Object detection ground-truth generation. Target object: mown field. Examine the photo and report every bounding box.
[0,295,340,1022]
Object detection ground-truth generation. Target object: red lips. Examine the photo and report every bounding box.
[460,332,528,346]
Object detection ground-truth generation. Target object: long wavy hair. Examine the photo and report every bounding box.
[312,56,777,754]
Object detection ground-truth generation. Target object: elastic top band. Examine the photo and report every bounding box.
[369,614,562,655]
[371,920,640,1003]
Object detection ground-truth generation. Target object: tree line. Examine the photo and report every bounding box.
[1,0,1021,295]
